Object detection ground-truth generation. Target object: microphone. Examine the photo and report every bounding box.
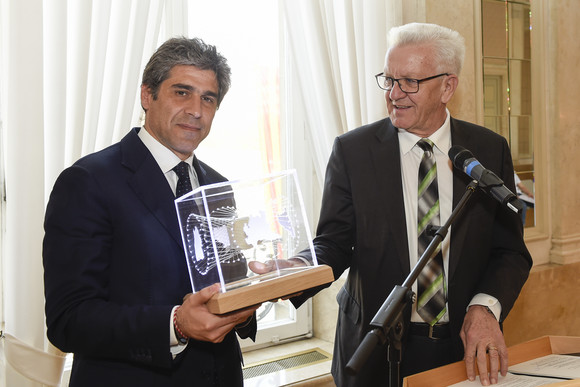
[448,145,523,214]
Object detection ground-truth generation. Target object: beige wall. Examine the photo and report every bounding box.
[312,0,580,348]
[504,262,580,346]
[547,0,580,264]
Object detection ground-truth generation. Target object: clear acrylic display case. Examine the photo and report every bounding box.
[175,170,333,313]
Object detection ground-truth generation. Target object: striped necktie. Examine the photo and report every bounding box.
[173,161,193,198]
[416,139,447,325]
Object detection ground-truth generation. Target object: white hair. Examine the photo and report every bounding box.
[387,23,465,75]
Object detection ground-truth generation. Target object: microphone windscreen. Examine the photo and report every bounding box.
[448,145,473,170]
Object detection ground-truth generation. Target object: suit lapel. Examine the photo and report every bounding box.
[120,129,184,248]
[192,156,210,186]
[370,120,410,274]
[448,118,478,281]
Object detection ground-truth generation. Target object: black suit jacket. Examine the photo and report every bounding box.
[293,117,532,386]
[43,128,255,387]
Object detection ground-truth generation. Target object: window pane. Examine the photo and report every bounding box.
[484,114,509,140]
[509,59,532,116]
[510,115,533,164]
[509,3,532,60]
[483,57,509,118]
[482,0,535,228]
[189,1,282,180]
[482,0,508,58]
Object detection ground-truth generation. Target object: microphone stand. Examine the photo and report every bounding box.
[345,180,480,386]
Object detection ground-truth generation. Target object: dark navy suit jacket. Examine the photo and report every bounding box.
[43,127,254,387]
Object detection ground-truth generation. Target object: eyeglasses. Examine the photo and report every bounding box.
[374,72,449,93]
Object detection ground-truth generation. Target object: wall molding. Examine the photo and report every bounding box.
[550,233,580,264]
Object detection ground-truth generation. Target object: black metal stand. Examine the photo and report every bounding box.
[345,180,479,386]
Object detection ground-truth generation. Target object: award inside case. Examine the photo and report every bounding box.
[175,170,334,314]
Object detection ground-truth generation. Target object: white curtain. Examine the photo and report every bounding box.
[282,0,403,185]
[0,0,187,386]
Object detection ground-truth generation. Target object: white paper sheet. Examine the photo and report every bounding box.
[508,354,580,379]
[449,372,563,387]
[449,354,580,387]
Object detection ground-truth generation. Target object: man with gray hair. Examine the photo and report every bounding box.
[43,37,258,387]
[280,22,531,386]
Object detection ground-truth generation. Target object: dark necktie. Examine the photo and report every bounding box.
[416,139,446,325]
[173,161,193,198]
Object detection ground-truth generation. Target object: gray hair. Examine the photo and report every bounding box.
[141,37,231,107]
[387,23,465,75]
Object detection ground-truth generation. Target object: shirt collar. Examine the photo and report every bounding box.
[138,126,194,173]
[397,109,451,156]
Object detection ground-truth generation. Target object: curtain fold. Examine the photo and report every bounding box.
[2,334,66,387]
[2,1,47,386]
[1,0,187,385]
[282,0,398,185]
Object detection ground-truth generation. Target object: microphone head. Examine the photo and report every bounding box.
[448,145,474,170]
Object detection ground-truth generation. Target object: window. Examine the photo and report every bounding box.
[482,0,535,227]
[188,1,312,350]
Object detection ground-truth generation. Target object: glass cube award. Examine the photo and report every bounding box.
[175,169,334,314]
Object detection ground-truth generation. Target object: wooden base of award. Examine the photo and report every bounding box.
[207,265,334,314]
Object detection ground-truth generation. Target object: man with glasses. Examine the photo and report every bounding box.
[289,22,531,386]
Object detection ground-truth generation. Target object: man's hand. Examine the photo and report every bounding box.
[460,305,508,386]
[247,259,308,301]
[176,284,260,343]
[248,257,307,274]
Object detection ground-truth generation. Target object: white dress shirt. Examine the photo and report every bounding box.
[138,126,197,354]
[397,111,501,323]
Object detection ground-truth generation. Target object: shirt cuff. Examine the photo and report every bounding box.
[468,293,502,321]
[170,305,187,358]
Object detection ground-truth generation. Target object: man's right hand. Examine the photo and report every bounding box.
[176,284,259,343]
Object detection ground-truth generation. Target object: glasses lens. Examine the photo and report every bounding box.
[376,75,388,90]
[376,75,421,93]
[400,79,419,93]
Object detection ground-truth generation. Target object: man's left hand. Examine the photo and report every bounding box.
[248,258,306,274]
[460,305,508,386]
[248,259,306,301]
